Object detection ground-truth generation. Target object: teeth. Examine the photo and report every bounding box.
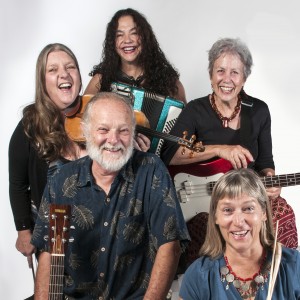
[123,47,135,51]
[232,231,248,236]
[221,87,232,91]
[59,83,71,88]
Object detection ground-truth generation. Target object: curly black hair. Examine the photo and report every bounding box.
[90,8,180,97]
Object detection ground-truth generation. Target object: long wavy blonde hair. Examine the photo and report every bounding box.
[22,43,82,162]
[200,168,274,259]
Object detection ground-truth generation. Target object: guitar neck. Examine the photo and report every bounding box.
[207,172,300,193]
[49,254,65,299]
[260,173,300,188]
[136,125,191,147]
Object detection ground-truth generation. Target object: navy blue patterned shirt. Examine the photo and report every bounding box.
[32,150,190,299]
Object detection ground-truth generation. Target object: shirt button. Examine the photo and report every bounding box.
[101,247,105,252]
[100,272,105,278]
[106,197,110,203]
[104,222,108,227]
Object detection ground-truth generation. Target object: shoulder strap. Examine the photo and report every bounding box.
[239,90,253,149]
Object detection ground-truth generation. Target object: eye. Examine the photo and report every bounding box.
[222,207,233,214]
[119,128,130,135]
[67,64,76,70]
[243,206,255,213]
[97,128,109,134]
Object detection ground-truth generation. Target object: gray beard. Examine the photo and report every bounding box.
[86,140,133,172]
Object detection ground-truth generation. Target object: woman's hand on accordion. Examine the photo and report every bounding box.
[134,133,151,152]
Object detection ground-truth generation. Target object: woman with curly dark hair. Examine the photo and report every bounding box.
[85,8,186,103]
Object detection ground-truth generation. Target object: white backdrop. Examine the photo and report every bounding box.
[1,0,300,298]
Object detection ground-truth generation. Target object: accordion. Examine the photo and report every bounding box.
[111,82,185,156]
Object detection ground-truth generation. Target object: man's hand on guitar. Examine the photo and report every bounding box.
[217,145,254,169]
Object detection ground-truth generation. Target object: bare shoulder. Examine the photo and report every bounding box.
[175,79,187,104]
[84,73,102,95]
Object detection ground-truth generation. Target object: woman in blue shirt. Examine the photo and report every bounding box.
[179,168,300,300]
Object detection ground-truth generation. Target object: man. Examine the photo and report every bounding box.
[32,92,189,299]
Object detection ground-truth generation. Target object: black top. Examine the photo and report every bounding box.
[9,120,48,231]
[160,95,275,172]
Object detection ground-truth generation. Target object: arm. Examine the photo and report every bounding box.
[144,241,181,299]
[170,144,253,169]
[34,251,51,299]
[84,74,101,94]
[9,122,36,257]
[174,80,187,104]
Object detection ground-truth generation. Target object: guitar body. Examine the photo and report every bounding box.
[168,158,233,222]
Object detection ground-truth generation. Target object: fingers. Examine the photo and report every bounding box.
[220,145,254,169]
[135,133,151,152]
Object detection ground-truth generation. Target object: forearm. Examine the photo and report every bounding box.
[144,241,181,300]
[34,252,51,299]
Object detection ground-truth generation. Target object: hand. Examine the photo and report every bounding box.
[134,133,151,152]
[16,230,35,259]
[218,145,254,169]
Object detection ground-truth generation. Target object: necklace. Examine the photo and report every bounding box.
[220,251,270,299]
[210,93,241,128]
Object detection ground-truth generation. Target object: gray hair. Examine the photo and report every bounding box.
[208,38,253,80]
[200,168,274,259]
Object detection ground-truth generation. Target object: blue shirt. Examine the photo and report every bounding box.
[179,247,300,299]
[32,151,189,299]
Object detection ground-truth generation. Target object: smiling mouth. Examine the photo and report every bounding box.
[122,46,137,53]
[59,83,72,90]
[220,86,234,92]
[231,230,249,237]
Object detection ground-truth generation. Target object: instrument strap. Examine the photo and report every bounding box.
[239,90,253,150]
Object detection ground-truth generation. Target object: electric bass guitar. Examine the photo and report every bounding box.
[168,158,300,222]
[48,204,71,300]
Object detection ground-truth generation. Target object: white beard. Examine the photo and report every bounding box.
[86,139,133,172]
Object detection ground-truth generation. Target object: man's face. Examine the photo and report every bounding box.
[85,99,134,173]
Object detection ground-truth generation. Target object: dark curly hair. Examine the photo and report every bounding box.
[90,8,180,97]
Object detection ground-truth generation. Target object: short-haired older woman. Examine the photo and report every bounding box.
[179,169,300,299]
[161,38,298,249]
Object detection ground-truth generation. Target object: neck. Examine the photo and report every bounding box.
[224,244,265,276]
[92,161,118,194]
[121,64,143,79]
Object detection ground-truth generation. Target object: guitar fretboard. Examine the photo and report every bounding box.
[208,173,300,192]
[49,255,65,300]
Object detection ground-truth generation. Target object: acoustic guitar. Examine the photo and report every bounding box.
[48,204,71,300]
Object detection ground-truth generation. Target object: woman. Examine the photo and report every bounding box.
[179,168,300,299]
[9,43,85,266]
[84,8,186,153]
[161,38,298,249]
[85,8,186,103]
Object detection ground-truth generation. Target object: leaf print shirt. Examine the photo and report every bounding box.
[32,150,190,299]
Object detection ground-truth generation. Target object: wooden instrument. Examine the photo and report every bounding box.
[64,94,93,142]
[48,204,71,299]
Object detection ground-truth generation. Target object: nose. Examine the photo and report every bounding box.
[59,67,70,78]
[107,130,119,144]
[123,33,132,43]
[233,211,245,227]
[222,71,231,83]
